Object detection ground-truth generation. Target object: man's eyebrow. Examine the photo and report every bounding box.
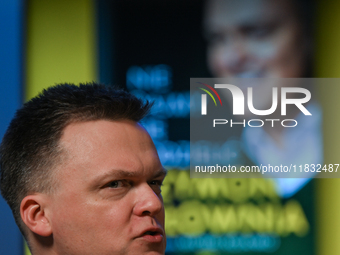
[153,168,168,178]
[91,168,167,186]
[111,168,167,178]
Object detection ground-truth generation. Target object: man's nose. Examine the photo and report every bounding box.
[133,183,163,216]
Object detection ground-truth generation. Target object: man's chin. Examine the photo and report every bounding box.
[127,240,166,255]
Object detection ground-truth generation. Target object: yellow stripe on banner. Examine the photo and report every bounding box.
[25,0,96,254]
[315,1,340,255]
[26,0,97,100]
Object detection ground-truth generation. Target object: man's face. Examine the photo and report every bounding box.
[48,120,166,255]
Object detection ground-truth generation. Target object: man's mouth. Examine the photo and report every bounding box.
[140,228,164,243]
[144,231,160,236]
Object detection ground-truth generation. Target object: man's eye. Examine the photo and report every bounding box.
[150,180,163,186]
[108,180,123,188]
[149,180,163,194]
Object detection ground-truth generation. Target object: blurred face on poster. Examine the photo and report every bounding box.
[204,0,307,79]
[204,0,310,114]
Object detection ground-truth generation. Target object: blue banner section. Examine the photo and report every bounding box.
[166,234,280,253]
[0,0,24,254]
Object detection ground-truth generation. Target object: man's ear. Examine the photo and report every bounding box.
[20,194,52,237]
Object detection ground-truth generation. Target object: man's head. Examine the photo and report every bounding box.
[0,83,166,254]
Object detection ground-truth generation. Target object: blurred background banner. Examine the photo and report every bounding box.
[0,1,24,255]
[1,0,340,255]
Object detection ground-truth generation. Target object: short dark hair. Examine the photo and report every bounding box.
[0,82,152,237]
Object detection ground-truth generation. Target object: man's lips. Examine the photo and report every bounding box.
[138,227,164,243]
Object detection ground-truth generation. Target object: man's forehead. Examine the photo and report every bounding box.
[60,119,147,150]
[56,119,162,181]
[62,119,144,137]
